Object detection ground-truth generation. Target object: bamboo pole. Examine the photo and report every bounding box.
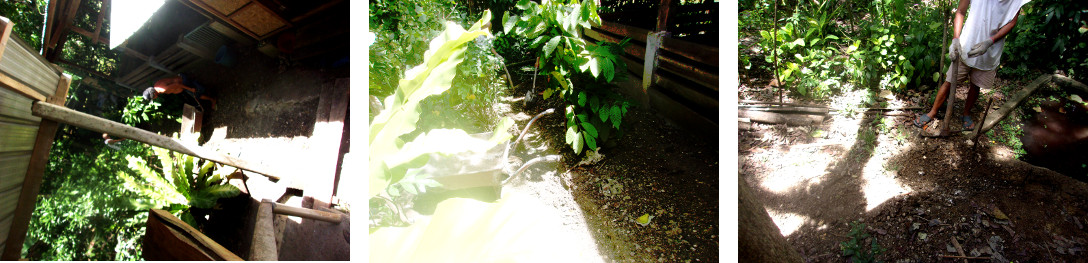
[30,101,282,181]
[270,202,343,223]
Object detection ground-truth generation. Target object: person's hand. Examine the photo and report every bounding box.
[968,38,993,57]
[948,38,961,61]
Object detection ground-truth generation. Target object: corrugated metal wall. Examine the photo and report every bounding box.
[0,37,62,254]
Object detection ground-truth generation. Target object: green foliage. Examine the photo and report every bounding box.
[118,134,240,228]
[749,0,948,99]
[120,96,171,126]
[0,0,46,51]
[1003,0,1088,79]
[505,0,631,155]
[369,11,496,198]
[840,221,885,263]
[369,0,470,98]
[28,124,153,260]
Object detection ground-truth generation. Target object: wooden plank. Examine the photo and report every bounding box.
[598,21,650,43]
[249,201,277,261]
[1,39,61,95]
[648,87,719,140]
[0,187,21,222]
[0,87,40,123]
[0,155,31,192]
[143,209,243,261]
[0,122,39,152]
[621,54,717,116]
[31,101,283,181]
[587,27,718,88]
[0,210,12,252]
[309,79,347,205]
[0,74,66,261]
[658,54,717,90]
[661,37,718,67]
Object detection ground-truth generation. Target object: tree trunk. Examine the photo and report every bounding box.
[739,177,804,262]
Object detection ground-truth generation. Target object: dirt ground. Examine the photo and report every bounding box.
[175,46,350,260]
[499,73,719,262]
[739,40,1088,261]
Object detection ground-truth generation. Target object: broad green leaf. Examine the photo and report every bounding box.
[576,113,588,123]
[385,129,500,170]
[202,184,241,199]
[503,12,517,34]
[544,36,562,58]
[572,132,583,154]
[543,88,555,99]
[599,105,610,122]
[198,160,214,177]
[610,106,622,129]
[180,212,198,228]
[588,57,600,77]
[515,0,532,10]
[527,17,548,39]
[187,191,215,209]
[550,71,569,91]
[580,122,598,138]
[584,132,597,150]
[370,12,492,197]
[601,57,615,82]
[489,117,516,144]
[565,126,577,144]
[577,92,587,106]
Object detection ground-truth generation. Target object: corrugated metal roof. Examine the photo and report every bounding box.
[0,31,61,258]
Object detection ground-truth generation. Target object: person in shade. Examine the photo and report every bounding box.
[142,73,216,111]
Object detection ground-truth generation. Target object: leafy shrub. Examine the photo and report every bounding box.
[1003,0,1088,79]
[369,0,469,98]
[118,137,241,228]
[750,0,949,99]
[503,0,630,154]
[840,221,885,263]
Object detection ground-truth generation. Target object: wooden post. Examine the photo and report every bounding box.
[270,202,342,223]
[0,17,13,58]
[1,74,70,260]
[30,101,282,181]
[655,0,673,32]
[249,201,278,261]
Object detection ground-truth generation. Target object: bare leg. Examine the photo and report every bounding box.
[963,83,980,116]
[926,80,954,119]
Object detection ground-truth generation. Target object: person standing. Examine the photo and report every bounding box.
[914,0,1030,130]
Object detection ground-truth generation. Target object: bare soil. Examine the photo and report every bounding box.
[501,74,720,262]
[739,39,1088,262]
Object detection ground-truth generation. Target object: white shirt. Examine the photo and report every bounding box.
[958,0,1030,71]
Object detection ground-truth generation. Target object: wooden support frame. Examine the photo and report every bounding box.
[143,209,243,261]
[249,201,278,261]
[0,74,70,261]
[30,101,283,181]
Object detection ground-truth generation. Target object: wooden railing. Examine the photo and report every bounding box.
[584,0,719,140]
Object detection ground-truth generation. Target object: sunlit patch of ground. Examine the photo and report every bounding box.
[860,132,914,211]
